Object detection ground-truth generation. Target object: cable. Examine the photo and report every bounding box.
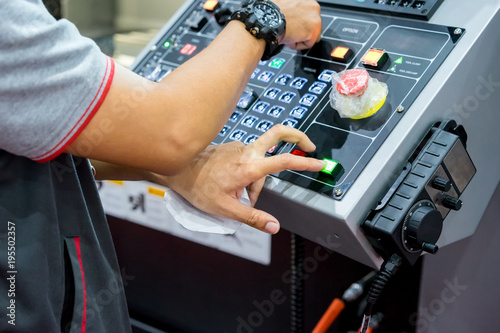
[312,270,376,333]
[291,233,305,333]
[359,254,403,333]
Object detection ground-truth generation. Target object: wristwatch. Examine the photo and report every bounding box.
[230,0,286,60]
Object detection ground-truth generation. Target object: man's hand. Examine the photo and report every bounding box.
[275,0,322,50]
[152,125,325,234]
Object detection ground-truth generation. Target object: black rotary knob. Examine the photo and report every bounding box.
[402,200,443,254]
[432,177,452,192]
[443,195,462,211]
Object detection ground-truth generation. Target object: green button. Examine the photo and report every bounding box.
[269,58,285,69]
[321,158,338,175]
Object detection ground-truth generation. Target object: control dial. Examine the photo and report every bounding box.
[402,200,443,254]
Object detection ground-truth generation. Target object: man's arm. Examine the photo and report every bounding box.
[65,0,321,176]
[92,125,326,234]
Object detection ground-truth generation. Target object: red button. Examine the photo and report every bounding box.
[336,69,369,97]
[267,144,278,154]
[291,149,306,157]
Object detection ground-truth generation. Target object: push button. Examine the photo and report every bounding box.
[241,115,259,128]
[279,91,296,104]
[318,69,335,82]
[308,82,328,95]
[291,149,306,157]
[186,11,208,32]
[237,88,256,109]
[290,106,308,119]
[252,101,270,113]
[268,58,286,69]
[229,110,242,122]
[258,71,275,83]
[275,74,293,86]
[230,130,247,141]
[330,46,353,63]
[219,125,230,137]
[244,134,260,145]
[290,77,308,90]
[256,120,274,132]
[321,158,339,175]
[361,48,389,69]
[253,101,270,113]
[203,0,220,12]
[282,118,298,128]
[267,105,285,118]
[267,142,284,155]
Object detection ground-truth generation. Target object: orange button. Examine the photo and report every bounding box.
[330,46,353,62]
[361,49,388,69]
[203,0,220,11]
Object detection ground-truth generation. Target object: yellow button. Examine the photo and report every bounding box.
[203,0,220,11]
[361,49,388,69]
[331,46,353,63]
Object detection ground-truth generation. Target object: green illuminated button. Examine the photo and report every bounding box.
[321,158,339,175]
[163,41,172,48]
[269,58,286,69]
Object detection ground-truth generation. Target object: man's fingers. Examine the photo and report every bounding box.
[251,124,316,154]
[246,177,266,207]
[221,197,281,234]
[254,153,325,176]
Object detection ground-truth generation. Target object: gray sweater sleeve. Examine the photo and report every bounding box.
[0,0,115,162]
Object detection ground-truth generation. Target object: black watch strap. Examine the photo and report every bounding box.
[230,0,286,61]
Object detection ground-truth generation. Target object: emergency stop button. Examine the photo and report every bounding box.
[336,69,369,97]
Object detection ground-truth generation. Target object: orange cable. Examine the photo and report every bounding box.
[312,298,346,333]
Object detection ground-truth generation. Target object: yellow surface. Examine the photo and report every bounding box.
[350,95,387,119]
[148,186,166,197]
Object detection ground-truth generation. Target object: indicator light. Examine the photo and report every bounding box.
[180,44,197,55]
[203,0,220,12]
[321,158,339,175]
[269,58,286,69]
[163,41,172,48]
[330,46,353,63]
[361,49,389,69]
[395,57,403,64]
[186,45,197,55]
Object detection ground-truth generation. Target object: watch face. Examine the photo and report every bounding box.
[254,2,281,28]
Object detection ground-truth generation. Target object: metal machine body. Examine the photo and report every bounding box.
[131,0,500,267]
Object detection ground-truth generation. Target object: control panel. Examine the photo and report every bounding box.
[319,0,445,20]
[130,0,482,267]
[133,0,463,201]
